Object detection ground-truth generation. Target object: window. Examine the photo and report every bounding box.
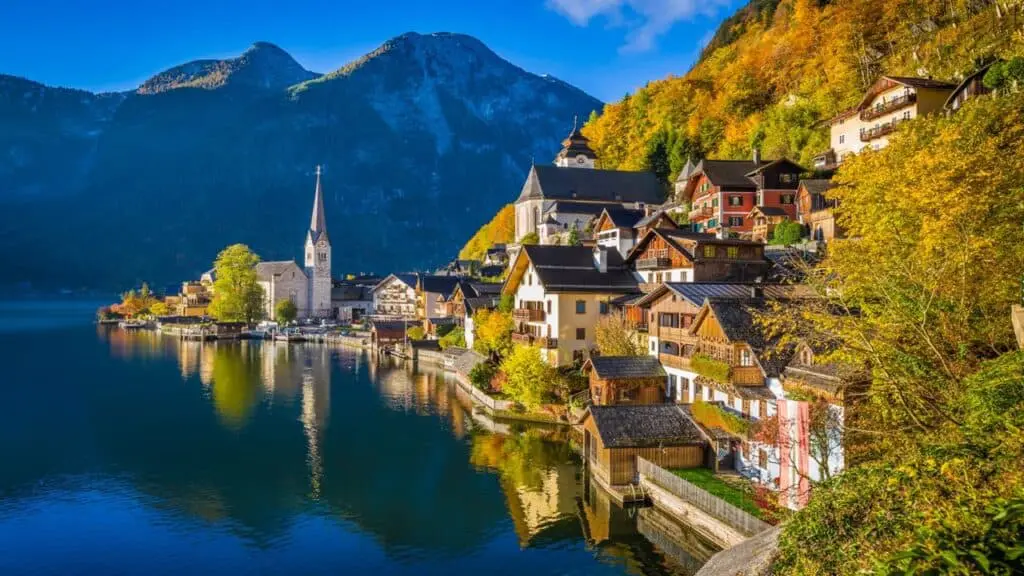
[546,300,551,313]
[575,300,586,314]
[599,301,608,315]
[619,388,636,401]
[839,134,845,144]
[780,173,797,184]
[694,381,703,400]
[740,348,753,366]
[728,195,743,206]
[659,313,680,328]
[703,245,716,258]
[801,347,813,365]
[650,340,655,352]
[903,110,911,120]
[780,194,795,204]
[576,328,586,340]
[759,449,768,469]
[728,217,744,227]
[712,197,719,208]
[727,246,739,259]
[527,274,532,286]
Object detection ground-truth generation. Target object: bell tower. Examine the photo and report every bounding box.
[304,165,332,318]
[553,116,597,168]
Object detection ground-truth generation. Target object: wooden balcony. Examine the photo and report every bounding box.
[860,92,916,121]
[689,206,713,221]
[731,365,764,386]
[636,256,672,270]
[512,308,545,322]
[511,332,535,345]
[860,120,901,142]
[538,337,558,349]
[659,353,691,371]
[657,326,693,344]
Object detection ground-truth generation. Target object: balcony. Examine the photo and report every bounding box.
[859,92,916,121]
[511,332,535,345]
[512,308,545,322]
[689,206,713,221]
[860,119,901,142]
[659,353,691,371]
[538,337,558,349]
[636,256,671,270]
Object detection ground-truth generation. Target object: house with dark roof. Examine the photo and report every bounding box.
[747,206,791,243]
[816,75,957,167]
[514,124,665,244]
[583,356,667,406]
[372,273,419,319]
[591,205,677,258]
[676,153,806,237]
[416,275,463,325]
[331,282,373,323]
[581,405,708,485]
[502,244,639,366]
[796,179,841,242]
[624,228,771,288]
[946,61,999,113]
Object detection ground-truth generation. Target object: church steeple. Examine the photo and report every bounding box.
[554,115,597,168]
[309,165,328,243]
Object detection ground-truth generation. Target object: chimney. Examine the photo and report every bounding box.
[593,246,608,273]
[752,147,761,165]
[750,285,764,299]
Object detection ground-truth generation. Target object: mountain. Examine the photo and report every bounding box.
[581,0,1021,178]
[0,33,602,290]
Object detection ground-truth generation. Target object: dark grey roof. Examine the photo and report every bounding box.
[782,366,843,396]
[518,165,664,203]
[419,275,461,296]
[486,244,507,254]
[635,209,673,229]
[468,282,502,296]
[695,160,761,189]
[884,75,957,89]
[374,273,418,292]
[464,296,500,314]
[309,168,328,244]
[588,405,706,448]
[799,179,834,196]
[479,265,506,278]
[744,158,807,177]
[945,62,998,109]
[544,200,619,217]
[754,206,789,217]
[586,356,666,379]
[704,298,795,377]
[522,245,638,294]
[601,206,646,228]
[331,285,371,301]
[255,260,304,281]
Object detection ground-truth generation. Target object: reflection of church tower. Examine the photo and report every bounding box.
[301,345,331,499]
[304,166,332,319]
[553,116,597,169]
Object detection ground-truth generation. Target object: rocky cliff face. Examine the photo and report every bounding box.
[0,33,602,290]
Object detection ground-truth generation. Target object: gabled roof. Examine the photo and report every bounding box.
[744,158,807,177]
[419,275,462,297]
[798,179,834,196]
[690,298,795,377]
[255,260,305,281]
[632,282,815,308]
[945,61,999,109]
[694,160,762,189]
[635,209,677,230]
[749,206,789,217]
[331,284,371,301]
[625,228,766,265]
[586,405,706,448]
[584,356,666,379]
[517,164,664,204]
[468,282,502,296]
[373,273,418,293]
[503,245,638,295]
[858,75,956,110]
[464,296,500,315]
[597,206,647,229]
[543,200,612,217]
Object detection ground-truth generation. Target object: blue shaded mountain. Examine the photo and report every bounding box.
[0,33,602,290]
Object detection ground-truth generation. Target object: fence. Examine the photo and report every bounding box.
[638,457,770,538]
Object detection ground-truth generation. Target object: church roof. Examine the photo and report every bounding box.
[517,164,664,204]
[255,260,305,281]
[554,118,598,163]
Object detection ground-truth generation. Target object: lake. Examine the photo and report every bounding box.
[0,302,717,575]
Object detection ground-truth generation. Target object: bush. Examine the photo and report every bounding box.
[469,362,497,392]
[691,353,731,383]
[690,400,752,437]
[520,232,539,245]
[406,326,426,340]
[769,219,803,245]
[439,326,466,349]
[500,345,557,409]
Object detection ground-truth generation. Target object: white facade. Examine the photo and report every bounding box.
[555,153,594,169]
[257,261,309,320]
[372,276,417,318]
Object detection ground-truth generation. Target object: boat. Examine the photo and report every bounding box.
[118,320,150,330]
[274,329,306,343]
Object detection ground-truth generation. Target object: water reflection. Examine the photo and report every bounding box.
[0,320,707,574]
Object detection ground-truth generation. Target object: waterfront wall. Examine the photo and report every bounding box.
[638,458,770,548]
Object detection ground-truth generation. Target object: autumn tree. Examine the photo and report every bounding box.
[500,345,556,409]
[274,299,297,325]
[209,244,265,324]
[472,308,513,359]
[594,312,644,356]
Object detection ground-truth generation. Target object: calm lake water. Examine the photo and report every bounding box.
[0,302,717,575]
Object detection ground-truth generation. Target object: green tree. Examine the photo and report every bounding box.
[498,294,514,313]
[274,299,297,325]
[643,127,672,189]
[150,301,170,317]
[406,326,426,340]
[500,345,556,409]
[770,219,803,245]
[439,326,466,349]
[520,232,539,246]
[468,361,497,391]
[566,225,582,246]
[208,244,265,324]
[472,308,513,359]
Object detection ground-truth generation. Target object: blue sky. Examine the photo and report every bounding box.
[0,0,742,102]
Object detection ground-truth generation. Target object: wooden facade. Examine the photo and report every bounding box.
[582,416,705,485]
[629,229,769,283]
[587,372,665,406]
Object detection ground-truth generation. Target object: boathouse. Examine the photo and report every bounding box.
[582,356,667,406]
[581,404,707,486]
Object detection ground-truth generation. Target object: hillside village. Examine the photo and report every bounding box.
[100,55,1024,571]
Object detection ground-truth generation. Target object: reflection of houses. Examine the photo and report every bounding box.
[502,245,639,366]
[503,462,580,548]
[583,356,666,406]
[581,405,707,486]
[372,274,418,319]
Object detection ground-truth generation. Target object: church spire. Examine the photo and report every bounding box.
[554,116,597,168]
[309,165,327,241]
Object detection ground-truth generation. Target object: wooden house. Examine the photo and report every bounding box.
[796,179,840,243]
[747,206,790,243]
[581,405,708,486]
[946,61,998,114]
[582,356,667,406]
[370,319,421,346]
[625,228,771,289]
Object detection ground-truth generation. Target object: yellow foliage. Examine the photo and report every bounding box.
[460,204,515,261]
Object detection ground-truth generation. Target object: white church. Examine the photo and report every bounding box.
[256,166,333,321]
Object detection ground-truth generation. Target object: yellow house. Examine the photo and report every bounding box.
[502,245,639,366]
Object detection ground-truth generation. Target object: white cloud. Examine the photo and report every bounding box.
[546,0,731,53]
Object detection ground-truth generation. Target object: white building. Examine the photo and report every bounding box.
[256,167,333,321]
[371,274,418,319]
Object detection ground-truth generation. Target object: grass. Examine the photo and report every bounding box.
[670,468,765,519]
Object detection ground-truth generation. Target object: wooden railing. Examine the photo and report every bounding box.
[511,332,535,345]
[860,119,901,142]
[512,308,545,322]
[657,326,693,344]
[659,353,691,371]
[636,256,672,270]
[638,457,771,538]
[689,206,713,221]
[860,92,916,121]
